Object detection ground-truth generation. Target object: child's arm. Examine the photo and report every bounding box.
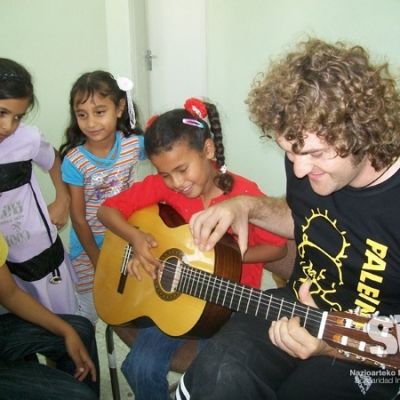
[48,149,71,228]
[242,243,287,264]
[97,205,160,279]
[0,264,96,382]
[68,184,100,267]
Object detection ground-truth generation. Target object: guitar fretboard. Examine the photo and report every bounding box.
[171,262,324,338]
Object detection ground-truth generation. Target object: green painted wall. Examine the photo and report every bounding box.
[1,0,399,227]
[206,0,400,195]
[1,0,109,148]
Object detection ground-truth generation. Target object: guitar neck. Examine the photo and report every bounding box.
[175,262,326,339]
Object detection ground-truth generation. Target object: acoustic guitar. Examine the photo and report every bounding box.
[94,204,400,369]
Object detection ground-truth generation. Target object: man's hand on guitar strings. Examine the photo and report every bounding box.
[189,197,249,255]
[268,279,331,359]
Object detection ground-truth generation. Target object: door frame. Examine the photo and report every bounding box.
[105,0,207,128]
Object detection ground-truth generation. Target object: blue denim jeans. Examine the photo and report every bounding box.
[121,325,204,400]
[0,313,99,400]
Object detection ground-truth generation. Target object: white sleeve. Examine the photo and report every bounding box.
[31,127,55,171]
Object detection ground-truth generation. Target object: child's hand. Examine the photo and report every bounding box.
[89,248,100,269]
[48,197,70,230]
[64,329,97,382]
[127,230,159,280]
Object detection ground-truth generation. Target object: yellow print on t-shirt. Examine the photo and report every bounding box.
[354,238,387,315]
[292,208,387,314]
[293,208,350,311]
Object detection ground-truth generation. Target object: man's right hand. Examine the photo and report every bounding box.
[189,196,251,255]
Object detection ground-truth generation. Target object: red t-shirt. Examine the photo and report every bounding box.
[103,172,286,288]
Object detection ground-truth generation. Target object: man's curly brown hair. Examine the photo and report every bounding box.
[247,38,400,170]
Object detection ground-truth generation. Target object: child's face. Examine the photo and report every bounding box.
[0,97,31,143]
[74,92,124,145]
[151,139,217,199]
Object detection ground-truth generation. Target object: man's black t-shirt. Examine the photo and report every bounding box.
[286,156,400,316]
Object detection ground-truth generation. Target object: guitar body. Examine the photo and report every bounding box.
[94,204,242,337]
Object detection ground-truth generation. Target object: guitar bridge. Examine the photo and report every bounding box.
[117,244,133,294]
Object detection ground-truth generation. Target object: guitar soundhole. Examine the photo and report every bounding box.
[155,248,183,301]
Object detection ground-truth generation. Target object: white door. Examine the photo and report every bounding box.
[132,0,207,117]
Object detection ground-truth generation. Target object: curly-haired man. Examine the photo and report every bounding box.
[176,38,400,400]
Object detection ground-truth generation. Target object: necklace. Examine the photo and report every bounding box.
[359,159,397,189]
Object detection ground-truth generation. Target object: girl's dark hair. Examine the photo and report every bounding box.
[0,58,35,108]
[59,70,143,159]
[145,102,234,193]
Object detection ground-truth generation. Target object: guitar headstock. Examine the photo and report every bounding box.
[324,310,400,369]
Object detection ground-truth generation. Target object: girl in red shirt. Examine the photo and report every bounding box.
[98,98,286,400]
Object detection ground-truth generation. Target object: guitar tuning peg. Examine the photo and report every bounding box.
[373,311,380,317]
[377,362,386,370]
[346,307,362,315]
[338,349,351,358]
[389,314,399,323]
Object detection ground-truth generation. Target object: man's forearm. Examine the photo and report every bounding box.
[246,195,294,238]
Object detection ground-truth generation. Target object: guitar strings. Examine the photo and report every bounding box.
[171,256,395,366]
[119,245,367,335]
[169,261,384,345]
[118,245,395,367]
[121,245,360,334]
[165,260,330,329]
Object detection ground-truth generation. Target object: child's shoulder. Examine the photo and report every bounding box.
[0,124,44,156]
[120,133,146,160]
[63,147,88,172]
[64,146,81,160]
[120,132,144,147]
[227,171,264,196]
[15,123,42,140]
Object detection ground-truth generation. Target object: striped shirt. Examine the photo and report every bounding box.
[61,132,146,292]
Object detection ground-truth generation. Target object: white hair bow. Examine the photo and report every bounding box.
[116,76,136,129]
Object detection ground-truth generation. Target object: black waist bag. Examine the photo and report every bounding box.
[0,160,32,192]
[1,160,64,282]
[7,235,65,282]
